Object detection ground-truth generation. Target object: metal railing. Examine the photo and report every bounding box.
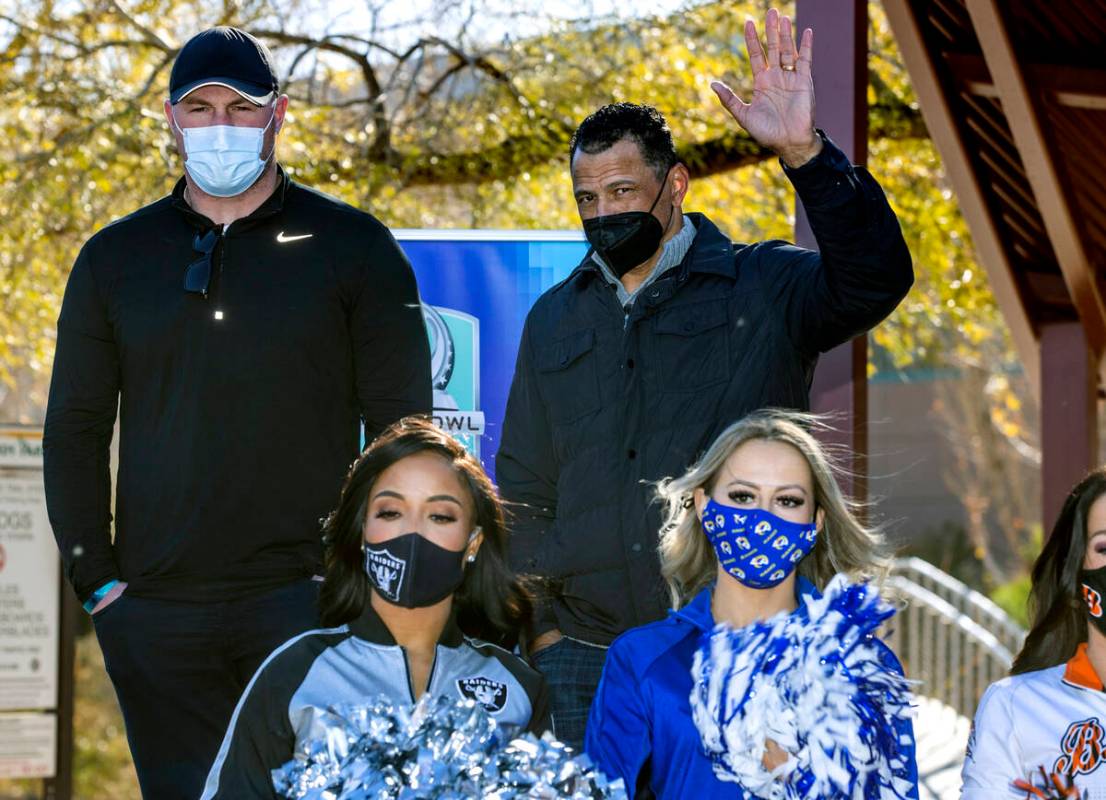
[893,557,1026,656]
[884,558,1026,720]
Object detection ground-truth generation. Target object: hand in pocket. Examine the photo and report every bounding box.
[91,581,128,614]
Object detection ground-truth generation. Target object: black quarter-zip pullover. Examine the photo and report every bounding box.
[44,169,432,603]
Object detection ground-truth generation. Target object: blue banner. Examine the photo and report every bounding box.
[397,231,589,480]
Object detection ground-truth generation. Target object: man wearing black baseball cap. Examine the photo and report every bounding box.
[43,26,432,799]
[168,27,279,106]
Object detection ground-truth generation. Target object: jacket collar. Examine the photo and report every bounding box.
[347,599,465,649]
[170,165,291,233]
[679,212,738,278]
[1063,642,1104,692]
[567,211,736,285]
[673,574,820,633]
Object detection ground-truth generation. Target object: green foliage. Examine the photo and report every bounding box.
[987,522,1043,628]
[990,573,1032,629]
[0,0,986,401]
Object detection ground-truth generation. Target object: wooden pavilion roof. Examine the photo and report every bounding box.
[883,0,1106,396]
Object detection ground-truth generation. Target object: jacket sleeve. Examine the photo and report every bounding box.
[199,650,296,800]
[351,225,432,443]
[585,639,652,799]
[43,243,121,603]
[496,315,559,637]
[527,675,554,736]
[961,682,1025,799]
[769,132,914,356]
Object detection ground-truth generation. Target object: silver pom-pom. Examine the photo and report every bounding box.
[690,574,916,799]
[271,694,627,799]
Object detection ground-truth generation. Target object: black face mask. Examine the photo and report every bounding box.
[364,532,467,609]
[582,168,673,278]
[1080,564,1106,636]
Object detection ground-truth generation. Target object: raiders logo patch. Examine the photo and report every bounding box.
[365,548,406,603]
[456,676,508,714]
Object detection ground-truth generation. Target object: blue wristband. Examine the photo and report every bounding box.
[83,580,120,614]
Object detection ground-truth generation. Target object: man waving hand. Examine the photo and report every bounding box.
[498,8,912,749]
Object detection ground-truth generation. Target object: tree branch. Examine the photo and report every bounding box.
[252,29,391,156]
[106,0,171,51]
[391,95,927,187]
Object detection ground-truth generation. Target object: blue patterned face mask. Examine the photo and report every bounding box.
[700,498,818,589]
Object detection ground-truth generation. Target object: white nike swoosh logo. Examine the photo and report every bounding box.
[276,231,313,243]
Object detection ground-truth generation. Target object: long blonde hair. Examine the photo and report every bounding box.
[657,409,890,608]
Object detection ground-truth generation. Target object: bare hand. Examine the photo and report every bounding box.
[762,738,790,771]
[711,8,821,168]
[91,581,128,614]
[529,629,563,657]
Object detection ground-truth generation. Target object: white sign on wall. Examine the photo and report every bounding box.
[0,474,58,710]
[0,712,56,778]
[0,426,57,779]
[0,430,44,470]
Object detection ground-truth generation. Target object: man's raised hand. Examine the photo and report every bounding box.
[710,8,822,168]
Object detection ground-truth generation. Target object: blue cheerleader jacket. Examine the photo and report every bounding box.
[584,577,919,799]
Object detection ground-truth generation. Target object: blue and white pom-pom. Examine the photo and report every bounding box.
[690,574,915,799]
[271,693,628,799]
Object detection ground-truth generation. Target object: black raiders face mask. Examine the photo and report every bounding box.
[1080,564,1106,637]
[582,167,673,278]
[364,531,472,609]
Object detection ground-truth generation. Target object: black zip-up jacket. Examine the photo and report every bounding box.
[43,170,431,604]
[496,135,913,645]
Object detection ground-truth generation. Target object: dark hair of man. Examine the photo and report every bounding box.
[1011,467,1106,674]
[318,416,533,647]
[569,102,678,181]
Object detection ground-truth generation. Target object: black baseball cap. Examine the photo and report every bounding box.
[169,27,279,105]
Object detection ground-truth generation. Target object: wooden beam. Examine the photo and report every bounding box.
[1041,322,1098,527]
[43,580,77,800]
[945,53,1106,110]
[966,0,1106,384]
[882,0,1041,399]
[798,0,869,502]
[1022,271,1080,309]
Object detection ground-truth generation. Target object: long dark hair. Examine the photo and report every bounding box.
[318,417,532,647]
[1011,467,1106,674]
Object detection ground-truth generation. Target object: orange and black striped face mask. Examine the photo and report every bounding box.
[1080,566,1106,636]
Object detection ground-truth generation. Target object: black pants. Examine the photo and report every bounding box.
[92,578,321,800]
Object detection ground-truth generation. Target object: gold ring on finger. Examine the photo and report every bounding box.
[781,64,796,72]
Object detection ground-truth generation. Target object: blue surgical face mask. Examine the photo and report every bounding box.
[700,497,818,589]
[172,108,276,198]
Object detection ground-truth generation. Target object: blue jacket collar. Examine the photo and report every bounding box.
[672,575,821,633]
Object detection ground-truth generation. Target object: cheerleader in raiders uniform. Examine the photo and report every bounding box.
[200,419,550,799]
[963,468,1106,799]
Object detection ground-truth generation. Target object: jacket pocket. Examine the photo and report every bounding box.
[536,328,601,424]
[652,298,730,391]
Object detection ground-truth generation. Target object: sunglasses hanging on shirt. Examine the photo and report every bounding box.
[185,228,219,296]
